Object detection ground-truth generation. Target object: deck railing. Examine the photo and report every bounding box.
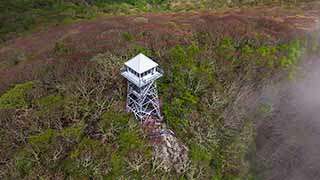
[120,67,126,73]
[121,66,164,87]
[156,67,164,74]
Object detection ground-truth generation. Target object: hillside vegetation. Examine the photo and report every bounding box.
[0,35,309,179]
[0,0,316,42]
[1,1,320,179]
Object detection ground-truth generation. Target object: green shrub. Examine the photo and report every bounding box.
[33,94,67,128]
[119,130,143,153]
[110,152,124,177]
[0,81,34,109]
[29,129,56,150]
[278,40,303,68]
[100,111,130,133]
[64,137,111,176]
[35,94,64,108]
[130,44,153,57]
[99,110,151,177]
[13,129,57,177]
[190,144,211,164]
[15,125,84,177]
[216,37,237,62]
[53,40,73,56]
[122,32,135,42]
[60,123,84,142]
[160,44,204,136]
[258,102,273,117]
[15,150,35,177]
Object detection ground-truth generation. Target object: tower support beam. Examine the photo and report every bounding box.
[126,81,162,121]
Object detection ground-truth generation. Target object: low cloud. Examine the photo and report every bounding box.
[255,57,320,180]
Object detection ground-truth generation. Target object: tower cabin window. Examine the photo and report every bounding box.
[128,67,139,77]
[141,68,155,77]
[127,67,156,78]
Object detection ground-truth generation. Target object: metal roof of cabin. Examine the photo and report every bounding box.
[124,53,158,74]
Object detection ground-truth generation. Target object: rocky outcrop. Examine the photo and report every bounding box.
[142,117,189,173]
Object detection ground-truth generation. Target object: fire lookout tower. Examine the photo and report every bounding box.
[121,53,164,121]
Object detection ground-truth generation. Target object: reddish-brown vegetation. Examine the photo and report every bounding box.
[0,3,320,94]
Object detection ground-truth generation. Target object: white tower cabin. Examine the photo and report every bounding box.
[121,53,164,121]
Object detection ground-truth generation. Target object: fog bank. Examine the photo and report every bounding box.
[255,57,320,180]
